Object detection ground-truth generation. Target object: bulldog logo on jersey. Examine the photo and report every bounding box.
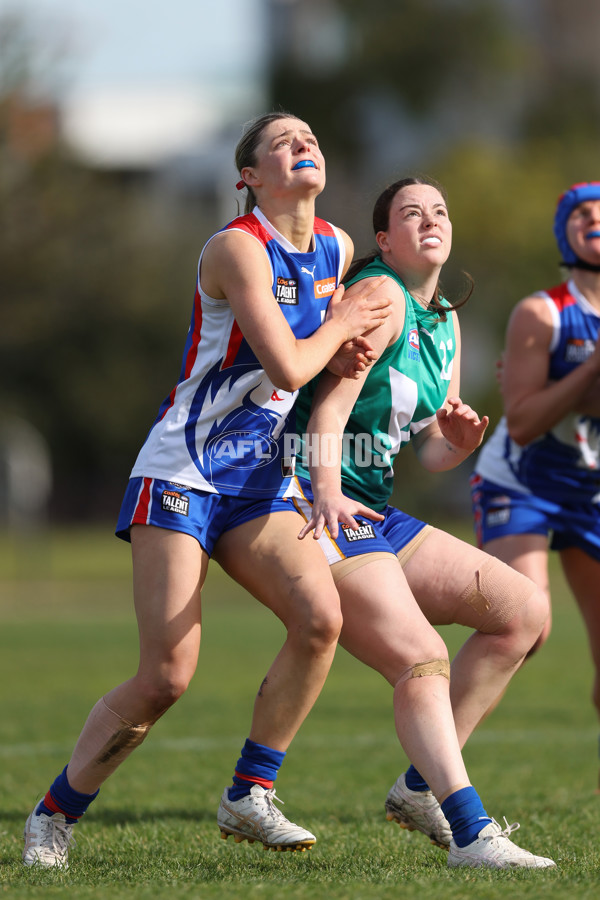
[276,277,298,305]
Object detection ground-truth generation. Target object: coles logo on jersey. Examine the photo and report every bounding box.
[314,277,336,299]
[161,489,189,516]
[276,277,298,305]
[340,520,376,542]
[565,338,594,364]
[407,328,421,362]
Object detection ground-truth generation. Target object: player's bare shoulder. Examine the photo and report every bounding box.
[201,229,271,299]
[506,291,554,348]
[347,273,404,344]
[339,228,355,278]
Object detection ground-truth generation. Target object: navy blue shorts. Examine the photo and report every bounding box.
[116,476,294,556]
[291,476,427,564]
[470,473,600,561]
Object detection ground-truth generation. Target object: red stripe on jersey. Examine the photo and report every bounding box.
[313,216,334,236]
[233,771,274,789]
[225,214,272,247]
[159,286,204,421]
[132,477,153,524]
[222,320,244,369]
[546,282,576,312]
[184,286,204,379]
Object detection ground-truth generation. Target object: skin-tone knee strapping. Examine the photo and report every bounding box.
[396,658,450,684]
[458,556,536,634]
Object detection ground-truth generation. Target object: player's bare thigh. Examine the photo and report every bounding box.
[402,528,545,629]
[484,532,551,596]
[130,524,208,667]
[560,547,600,659]
[334,554,447,686]
[213,510,342,629]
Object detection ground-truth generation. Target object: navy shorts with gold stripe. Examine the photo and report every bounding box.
[291,475,427,566]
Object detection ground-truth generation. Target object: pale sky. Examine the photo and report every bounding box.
[1,0,269,164]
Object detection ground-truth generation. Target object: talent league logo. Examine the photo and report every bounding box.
[485,495,511,528]
[276,277,298,305]
[161,489,189,516]
[340,520,376,542]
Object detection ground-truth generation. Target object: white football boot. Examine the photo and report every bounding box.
[217,784,316,851]
[447,817,556,869]
[385,773,452,850]
[23,807,76,868]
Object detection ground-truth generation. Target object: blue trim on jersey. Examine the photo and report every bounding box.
[128,210,344,500]
[187,213,337,495]
[475,281,600,505]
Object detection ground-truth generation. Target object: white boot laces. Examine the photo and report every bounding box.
[263,788,286,821]
[43,815,76,855]
[484,815,521,841]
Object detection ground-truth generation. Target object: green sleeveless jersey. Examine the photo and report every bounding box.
[294,256,456,510]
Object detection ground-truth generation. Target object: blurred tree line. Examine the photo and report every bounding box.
[3,0,600,525]
[0,10,215,522]
[271,0,600,520]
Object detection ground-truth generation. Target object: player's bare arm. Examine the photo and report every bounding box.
[297,364,386,541]
[412,315,487,470]
[326,275,405,379]
[203,231,391,392]
[504,295,600,444]
[298,292,400,539]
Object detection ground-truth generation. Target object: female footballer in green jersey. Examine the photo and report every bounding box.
[293,177,555,869]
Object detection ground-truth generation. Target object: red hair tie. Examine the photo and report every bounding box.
[236,180,246,191]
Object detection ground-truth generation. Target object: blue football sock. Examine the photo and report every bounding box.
[228,738,285,801]
[404,764,430,792]
[441,786,492,848]
[35,765,99,824]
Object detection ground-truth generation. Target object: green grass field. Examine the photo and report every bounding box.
[0,523,598,899]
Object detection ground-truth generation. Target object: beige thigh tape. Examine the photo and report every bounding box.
[396,524,434,567]
[329,526,432,582]
[396,657,450,684]
[68,697,153,786]
[331,551,396,584]
[459,556,535,633]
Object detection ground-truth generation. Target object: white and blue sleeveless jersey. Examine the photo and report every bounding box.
[129,207,346,498]
[474,279,600,504]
